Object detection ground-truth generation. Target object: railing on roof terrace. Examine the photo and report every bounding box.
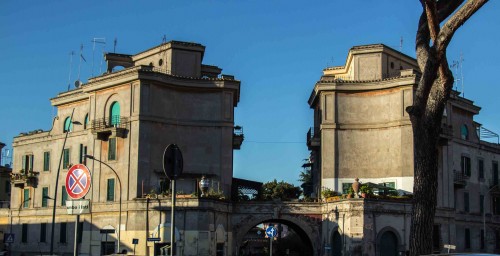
[477,126,500,144]
[91,116,128,132]
[307,127,320,145]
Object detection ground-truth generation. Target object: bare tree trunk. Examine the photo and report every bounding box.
[407,1,489,255]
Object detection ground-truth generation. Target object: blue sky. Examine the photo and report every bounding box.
[1,1,499,185]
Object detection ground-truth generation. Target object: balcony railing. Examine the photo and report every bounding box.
[11,170,39,188]
[91,116,128,140]
[453,170,466,187]
[307,127,320,149]
[233,126,244,150]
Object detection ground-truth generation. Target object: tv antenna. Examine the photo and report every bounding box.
[67,51,74,91]
[114,37,117,53]
[91,38,106,77]
[450,53,465,97]
[76,44,85,87]
[399,36,403,52]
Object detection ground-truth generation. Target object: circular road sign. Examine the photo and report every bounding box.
[66,164,92,199]
[163,144,183,180]
[266,226,277,238]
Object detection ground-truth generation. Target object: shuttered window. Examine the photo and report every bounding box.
[107,178,115,201]
[42,187,49,207]
[43,151,50,171]
[108,138,116,161]
[63,148,70,168]
[61,186,68,206]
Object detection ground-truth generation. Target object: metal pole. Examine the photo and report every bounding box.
[74,214,80,256]
[270,236,273,256]
[50,108,75,255]
[84,155,122,253]
[170,179,176,256]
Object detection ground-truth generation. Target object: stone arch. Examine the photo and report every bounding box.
[233,214,319,256]
[376,226,403,256]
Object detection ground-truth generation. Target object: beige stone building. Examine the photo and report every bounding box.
[309,44,500,254]
[7,40,242,256]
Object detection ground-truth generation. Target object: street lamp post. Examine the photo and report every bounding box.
[50,109,81,255]
[483,184,498,246]
[84,154,122,253]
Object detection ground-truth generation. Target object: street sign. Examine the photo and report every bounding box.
[66,164,92,199]
[265,226,277,238]
[100,229,115,234]
[66,199,90,215]
[3,233,14,243]
[132,238,139,244]
[443,244,456,249]
[147,237,161,242]
[163,144,183,180]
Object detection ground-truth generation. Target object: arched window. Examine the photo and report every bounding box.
[109,101,120,126]
[461,124,469,140]
[84,114,89,129]
[63,117,72,132]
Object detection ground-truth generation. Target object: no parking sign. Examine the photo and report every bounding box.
[66,164,92,199]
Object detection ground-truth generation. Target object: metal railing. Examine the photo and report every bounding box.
[453,170,467,185]
[91,116,128,132]
[307,127,320,145]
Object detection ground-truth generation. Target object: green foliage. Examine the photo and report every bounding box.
[359,184,373,195]
[261,179,301,201]
[321,188,339,198]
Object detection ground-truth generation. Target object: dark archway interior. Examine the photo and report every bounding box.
[379,231,399,256]
[331,230,342,256]
[239,218,313,256]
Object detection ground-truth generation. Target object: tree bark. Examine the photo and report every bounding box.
[408,1,488,255]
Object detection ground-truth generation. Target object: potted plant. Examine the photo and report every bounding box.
[359,184,373,198]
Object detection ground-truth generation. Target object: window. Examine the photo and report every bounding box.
[22,154,34,174]
[478,159,484,179]
[494,161,499,186]
[109,101,120,126]
[23,189,30,208]
[60,222,67,243]
[61,186,68,206]
[464,192,469,213]
[494,196,500,215]
[382,182,396,188]
[22,223,28,243]
[465,228,471,249]
[108,138,116,161]
[84,114,89,129]
[5,180,10,194]
[461,124,469,140]
[77,222,83,243]
[42,187,49,207]
[216,243,224,256]
[79,144,87,164]
[107,178,115,201]
[480,195,484,214]
[43,151,50,171]
[63,148,70,169]
[342,183,353,194]
[63,117,73,132]
[40,223,47,243]
[481,229,485,250]
[461,156,471,177]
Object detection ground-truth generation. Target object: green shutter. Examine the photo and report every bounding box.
[29,155,34,172]
[63,149,70,168]
[107,179,115,201]
[42,187,48,207]
[110,102,120,126]
[44,152,50,171]
[108,138,116,161]
[62,186,68,206]
[23,189,29,208]
[22,155,26,174]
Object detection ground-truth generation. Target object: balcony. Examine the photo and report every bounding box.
[453,170,467,188]
[91,116,129,141]
[439,124,453,145]
[307,127,320,150]
[233,126,244,150]
[11,171,39,188]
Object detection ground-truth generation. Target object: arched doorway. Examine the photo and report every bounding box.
[238,219,313,256]
[331,229,342,256]
[379,231,399,256]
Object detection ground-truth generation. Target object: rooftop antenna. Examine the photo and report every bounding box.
[67,51,74,91]
[400,36,403,52]
[91,38,106,77]
[450,60,460,91]
[76,44,86,88]
[114,37,117,53]
[460,51,465,97]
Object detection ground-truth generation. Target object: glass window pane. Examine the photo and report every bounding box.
[62,186,68,206]
[107,178,115,201]
[23,189,29,208]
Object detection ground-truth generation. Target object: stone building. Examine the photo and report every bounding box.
[309,44,500,254]
[8,40,243,255]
